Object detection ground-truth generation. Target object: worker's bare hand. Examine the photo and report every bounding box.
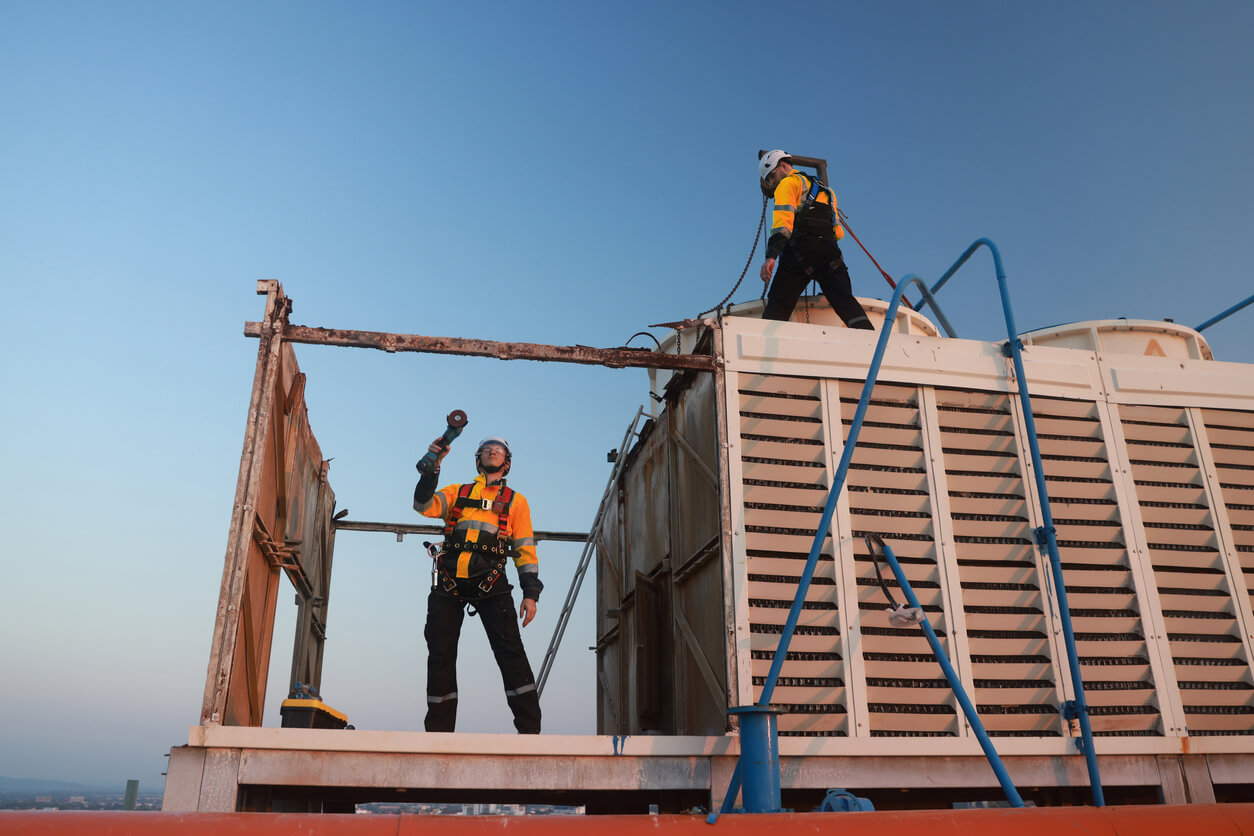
[520,598,537,627]
[760,258,776,284]
[427,438,450,465]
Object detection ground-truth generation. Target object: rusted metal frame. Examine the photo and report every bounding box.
[671,426,719,490]
[202,281,290,725]
[298,462,335,689]
[253,514,314,600]
[673,533,720,583]
[240,581,261,726]
[596,533,621,601]
[597,664,623,732]
[664,400,684,728]
[243,322,717,372]
[332,519,588,543]
[710,318,737,725]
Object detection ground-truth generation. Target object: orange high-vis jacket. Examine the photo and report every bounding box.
[769,170,844,248]
[417,473,539,582]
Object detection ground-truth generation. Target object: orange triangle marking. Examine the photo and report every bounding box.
[1145,339,1166,357]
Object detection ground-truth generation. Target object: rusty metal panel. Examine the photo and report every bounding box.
[204,283,337,727]
[673,555,728,734]
[670,372,721,568]
[622,420,671,586]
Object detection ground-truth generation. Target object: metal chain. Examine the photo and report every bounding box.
[699,195,769,317]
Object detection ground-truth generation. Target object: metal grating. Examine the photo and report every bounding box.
[1031,396,1166,736]
[842,383,959,736]
[1121,404,1254,735]
[739,373,847,735]
[935,388,1062,736]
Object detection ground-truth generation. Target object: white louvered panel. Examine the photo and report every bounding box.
[741,459,828,487]
[749,629,841,655]
[750,656,842,679]
[748,576,838,605]
[962,585,1047,608]
[743,482,826,507]
[746,556,836,579]
[1031,395,1166,736]
[947,382,1063,750]
[857,578,944,610]
[740,414,826,442]
[745,531,832,554]
[738,372,849,736]
[1119,403,1254,735]
[744,506,824,533]
[839,383,963,737]
[1200,408,1254,626]
[741,436,826,465]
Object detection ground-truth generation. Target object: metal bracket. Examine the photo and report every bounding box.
[1032,525,1055,547]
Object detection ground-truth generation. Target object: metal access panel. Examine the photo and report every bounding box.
[716,313,1254,752]
[596,367,731,736]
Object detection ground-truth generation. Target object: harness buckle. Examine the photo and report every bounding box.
[477,498,493,511]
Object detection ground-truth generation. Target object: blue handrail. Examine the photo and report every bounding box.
[931,238,1105,806]
[1195,292,1254,333]
[867,533,1024,808]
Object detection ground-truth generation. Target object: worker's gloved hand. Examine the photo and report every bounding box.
[760,258,776,284]
[519,598,537,627]
[427,438,450,467]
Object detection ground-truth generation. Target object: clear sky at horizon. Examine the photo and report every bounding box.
[2,0,1252,792]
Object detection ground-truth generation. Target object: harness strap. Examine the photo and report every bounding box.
[437,482,518,596]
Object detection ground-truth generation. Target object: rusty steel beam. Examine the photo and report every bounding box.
[335,519,587,543]
[243,322,716,372]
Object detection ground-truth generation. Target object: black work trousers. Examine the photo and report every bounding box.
[424,589,542,734]
[763,236,874,328]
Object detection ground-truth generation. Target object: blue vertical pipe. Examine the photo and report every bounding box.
[757,278,915,707]
[874,539,1024,807]
[969,238,1105,806]
[728,706,783,812]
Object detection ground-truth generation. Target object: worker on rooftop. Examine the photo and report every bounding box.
[413,436,543,734]
[758,150,874,329]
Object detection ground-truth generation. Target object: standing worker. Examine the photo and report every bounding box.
[413,436,543,734]
[758,150,874,329]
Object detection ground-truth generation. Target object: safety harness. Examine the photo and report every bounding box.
[436,482,516,598]
[793,172,837,238]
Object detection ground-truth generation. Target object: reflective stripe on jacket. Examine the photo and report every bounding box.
[418,474,540,580]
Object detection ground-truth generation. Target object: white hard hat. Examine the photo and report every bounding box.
[759,149,791,180]
[476,437,511,457]
[475,437,512,474]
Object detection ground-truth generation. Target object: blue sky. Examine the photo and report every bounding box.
[1,0,1251,791]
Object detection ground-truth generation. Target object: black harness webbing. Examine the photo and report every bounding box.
[436,482,516,597]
